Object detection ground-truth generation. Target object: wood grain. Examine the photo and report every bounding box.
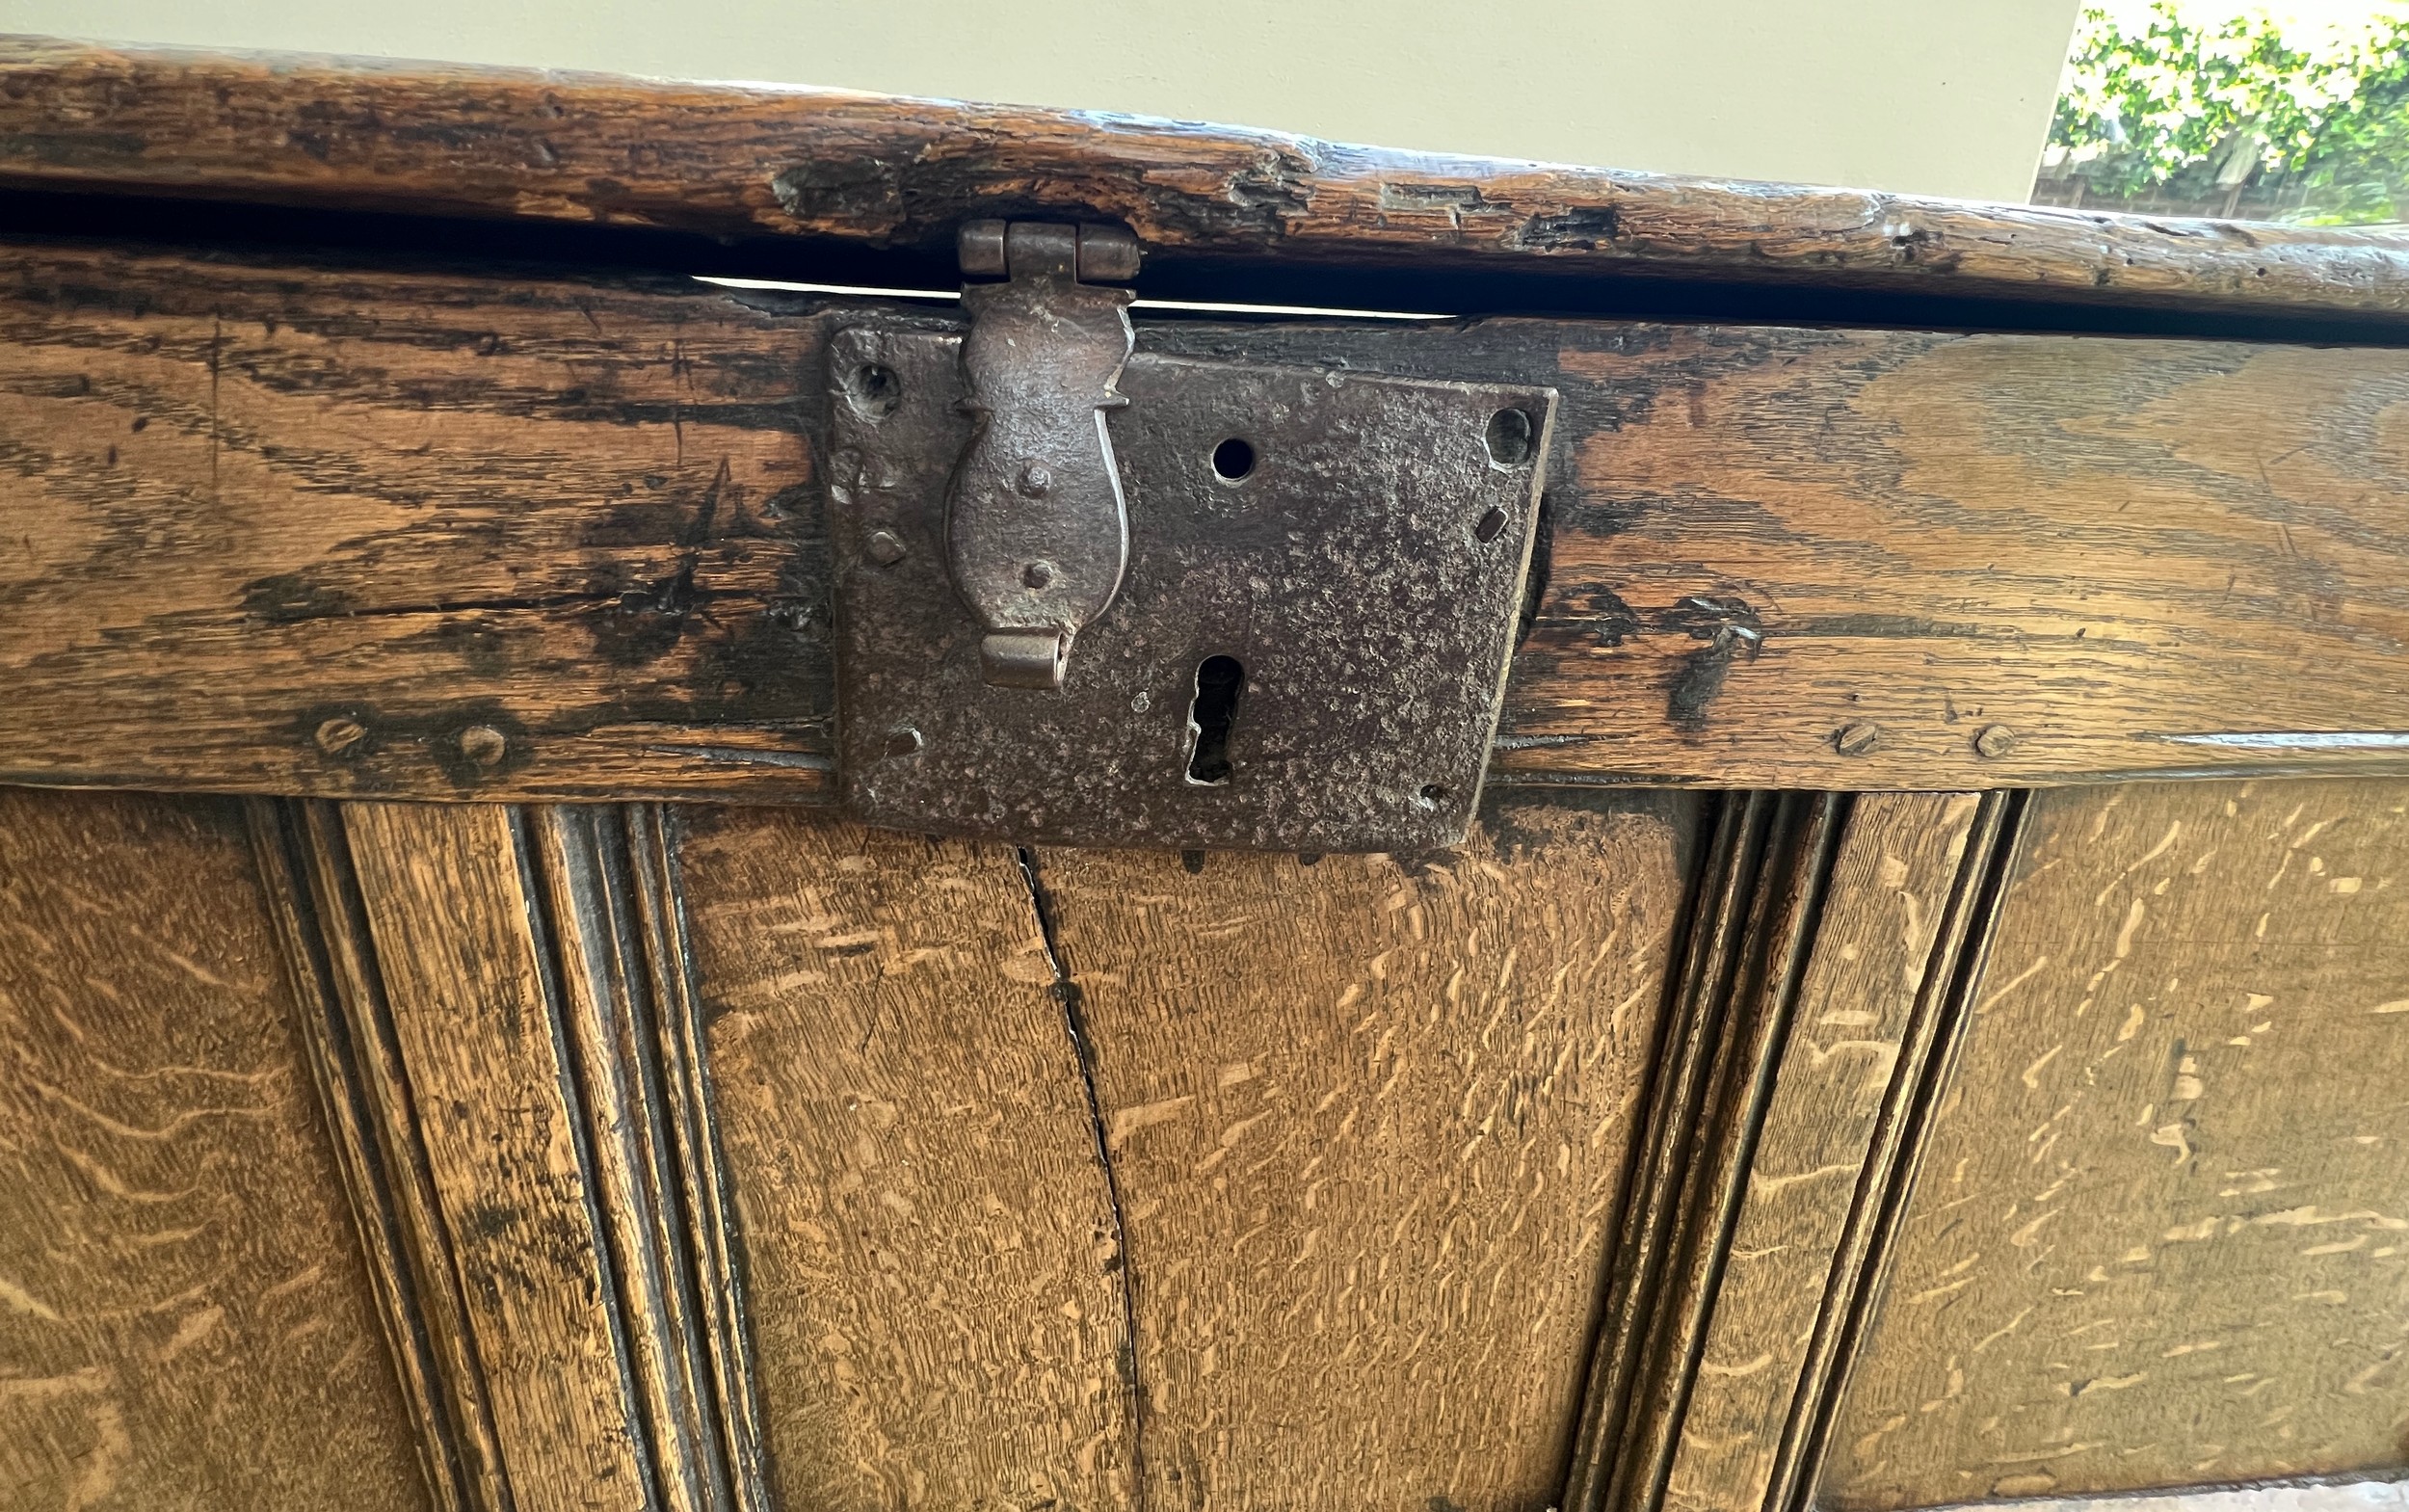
[12,35,2409,330]
[1571,793,1843,1512]
[261,798,769,1512]
[676,808,1139,1511]
[0,239,833,803]
[251,797,510,1512]
[342,801,658,1511]
[1824,780,2409,1508]
[1655,793,2000,1512]
[1149,317,2409,793]
[7,240,2409,801]
[1929,1486,2409,1512]
[528,804,770,1512]
[1034,789,1705,1510]
[0,787,433,1510]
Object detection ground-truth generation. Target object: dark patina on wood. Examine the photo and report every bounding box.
[2,238,2405,802]
[12,35,2409,331]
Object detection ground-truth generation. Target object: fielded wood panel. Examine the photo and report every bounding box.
[0,787,432,1511]
[1032,789,1706,1511]
[8,240,2409,800]
[675,807,1140,1512]
[12,36,2409,329]
[1824,779,2409,1509]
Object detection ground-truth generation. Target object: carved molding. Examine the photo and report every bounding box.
[251,800,770,1512]
[1567,790,2027,1512]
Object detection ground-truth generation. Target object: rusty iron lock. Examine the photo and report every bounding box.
[825,220,1558,855]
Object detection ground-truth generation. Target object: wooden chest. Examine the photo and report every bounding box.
[2,35,2405,1512]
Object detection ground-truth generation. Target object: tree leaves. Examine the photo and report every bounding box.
[2042,2,2409,224]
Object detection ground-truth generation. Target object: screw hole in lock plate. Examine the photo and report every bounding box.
[1485,407,1535,466]
[1185,655,1245,785]
[1210,437,1257,483]
[843,361,903,420]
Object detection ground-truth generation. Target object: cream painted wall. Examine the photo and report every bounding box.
[0,0,2081,202]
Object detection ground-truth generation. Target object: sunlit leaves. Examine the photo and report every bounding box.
[2044,3,2409,223]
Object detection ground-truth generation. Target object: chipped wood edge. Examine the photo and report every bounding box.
[11,35,2409,330]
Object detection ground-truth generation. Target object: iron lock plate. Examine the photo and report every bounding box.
[825,324,1556,854]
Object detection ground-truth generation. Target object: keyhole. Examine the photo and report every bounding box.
[1185,655,1245,785]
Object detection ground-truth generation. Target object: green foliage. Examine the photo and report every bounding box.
[2046,3,2409,223]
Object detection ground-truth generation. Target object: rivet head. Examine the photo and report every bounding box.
[864,529,907,566]
[460,725,508,768]
[314,717,366,756]
[1022,559,1056,589]
[1973,724,2019,759]
[1016,463,1053,497]
[1834,721,1882,756]
[883,727,923,759]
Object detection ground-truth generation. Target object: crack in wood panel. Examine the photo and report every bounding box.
[1018,845,1155,1503]
[675,809,1141,1511]
[1033,789,1706,1511]
[257,798,769,1512]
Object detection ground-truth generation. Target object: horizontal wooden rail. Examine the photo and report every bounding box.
[4,238,2406,801]
[11,35,2409,331]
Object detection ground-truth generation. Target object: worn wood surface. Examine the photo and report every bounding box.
[251,798,510,1512]
[0,787,433,1510]
[320,800,769,1512]
[677,809,1140,1511]
[6,239,2409,801]
[1570,793,1843,1512]
[1168,317,2409,792]
[13,36,2409,330]
[1935,1487,2409,1512]
[1824,780,2409,1508]
[526,804,771,1512]
[1567,788,2033,1512]
[1656,793,1999,1512]
[0,239,831,803]
[1034,789,1704,1510]
[342,802,658,1511]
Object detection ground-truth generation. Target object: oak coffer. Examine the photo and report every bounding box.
[1,34,2406,1512]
